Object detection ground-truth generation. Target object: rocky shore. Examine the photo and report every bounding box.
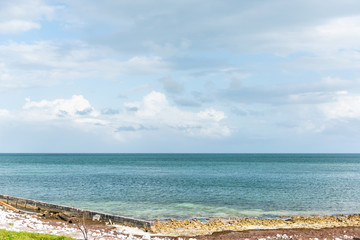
[2,204,360,240]
[0,206,172,240]
[154,215,360,236]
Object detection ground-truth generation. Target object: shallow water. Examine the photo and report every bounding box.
[0,153,359,220]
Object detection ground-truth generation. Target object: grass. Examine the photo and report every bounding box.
[0,229,75,240]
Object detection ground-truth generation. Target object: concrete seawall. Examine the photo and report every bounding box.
[0,194,153,231]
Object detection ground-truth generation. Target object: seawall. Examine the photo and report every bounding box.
[0,194,153,231]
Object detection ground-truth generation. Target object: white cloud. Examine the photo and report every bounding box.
[122,56,168,75]
[58,1,360,56]
[23,95,97,120]
[136,91,168,118]
[198,109,226,122]
[73,118,108,125]
[218,76,360,135]
[0,41,169,89]
[131,91,230,138]
[0,109,10,118]
[9,92,230,140]
[258,16,360,55]
[0,0,56,34]
[320,91,360,120]
[124,102,140,112]
[0,20,40,34]
[286,50,360,71]
[249,88,360,134]
[257,15,360,71]
[314,16,360,52]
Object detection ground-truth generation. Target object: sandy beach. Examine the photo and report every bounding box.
[2,204,360,240]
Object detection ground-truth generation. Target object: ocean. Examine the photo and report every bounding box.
[0,153,359,220]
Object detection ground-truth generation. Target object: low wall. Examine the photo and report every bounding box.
[0,194,153,231]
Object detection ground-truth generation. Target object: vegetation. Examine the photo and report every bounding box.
[0,229,75,240]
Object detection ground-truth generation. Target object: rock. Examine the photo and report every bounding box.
[93,214,101,221]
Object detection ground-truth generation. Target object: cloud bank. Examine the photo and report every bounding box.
[1,0,360,152]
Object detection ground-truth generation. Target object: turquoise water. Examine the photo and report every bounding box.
[0,154,360,220]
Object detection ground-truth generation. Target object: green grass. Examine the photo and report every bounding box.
[0,229,75,240]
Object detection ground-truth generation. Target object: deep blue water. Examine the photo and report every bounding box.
[0,154,360,220]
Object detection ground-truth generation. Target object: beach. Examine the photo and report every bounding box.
[0,205,167,240]
[1,205,360,240]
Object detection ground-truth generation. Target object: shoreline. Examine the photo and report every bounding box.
[2,207,360,240]
[0,206,168,240]
[2,203,360,240]
[0,194,152,230]
[1,194,360,239]
[154,214,360,236]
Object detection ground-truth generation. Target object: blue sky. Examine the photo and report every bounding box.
[1,0,360,153]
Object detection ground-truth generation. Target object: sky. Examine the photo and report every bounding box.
[1,0,360,153]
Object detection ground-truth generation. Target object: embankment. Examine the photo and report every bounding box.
[0,194,153,231]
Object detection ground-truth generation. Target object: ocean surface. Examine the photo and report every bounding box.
[0,154,360,220]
